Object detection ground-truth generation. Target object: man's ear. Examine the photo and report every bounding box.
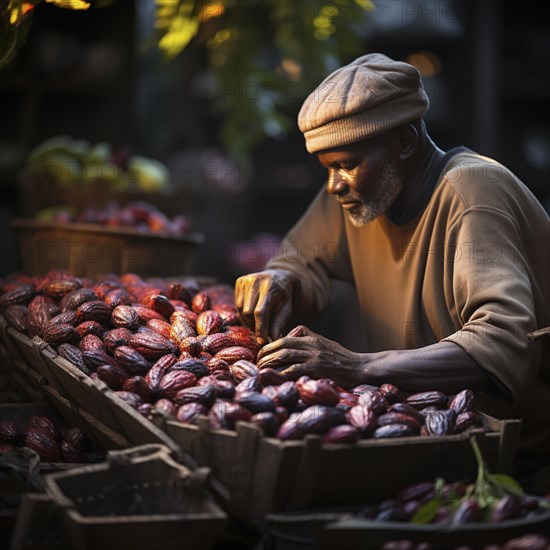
[395,123,418,161]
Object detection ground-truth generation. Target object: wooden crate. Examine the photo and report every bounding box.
[0,314,183,459]
[162,414,521,532]
[12,219,204,279]
[41,445,227,550]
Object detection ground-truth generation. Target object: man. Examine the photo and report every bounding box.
[234,53,550,480]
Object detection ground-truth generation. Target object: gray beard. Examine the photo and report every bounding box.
[345,160,403,227]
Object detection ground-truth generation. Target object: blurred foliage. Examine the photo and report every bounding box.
[0,0,116,69]
[153,0,374,159]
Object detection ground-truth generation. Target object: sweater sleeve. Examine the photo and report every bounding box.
[266,187,353,322]
[441,206,541,414]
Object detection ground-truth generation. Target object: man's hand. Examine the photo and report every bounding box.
[256,325,365,389]
[235,269,296,345]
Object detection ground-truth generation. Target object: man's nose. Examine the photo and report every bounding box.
[326,170,348,195]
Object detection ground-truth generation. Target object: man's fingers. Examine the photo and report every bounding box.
[257,349,310,370]
[280,364,305,380]
[270,301,293,341]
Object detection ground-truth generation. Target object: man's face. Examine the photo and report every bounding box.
[317,137,403,227]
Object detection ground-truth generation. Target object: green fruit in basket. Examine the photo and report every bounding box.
[126,155,170,192]
[84,141,112,166]
[88,162,129,189]
[26,135,73,165]
[31,151,83,186]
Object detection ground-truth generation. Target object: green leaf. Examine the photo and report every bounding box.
[487,474,525,497]
[411,498,440,525]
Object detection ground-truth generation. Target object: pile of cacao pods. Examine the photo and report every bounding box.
[357,479,550,525]
[379,533,550,550]
[1,270,484,442]
[0,415,104,463]
[42,200,193,237]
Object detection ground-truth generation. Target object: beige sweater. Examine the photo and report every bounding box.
[268,150,550,464]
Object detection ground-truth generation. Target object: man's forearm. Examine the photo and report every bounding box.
[362,341,496,395]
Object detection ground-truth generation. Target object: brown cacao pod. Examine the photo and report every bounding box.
[258,367,287,387]
[42,277,81,299]
[424,410,456,436]
[113,391,143,409]
[75,320,104,339]
[41,322,78,347]
[0,420,19,443]
[357,390,389,415]
[405,391,448,410]
[398,481,435,503]
[250,412,280,436]
[57,343,90,375]
[158,370,197,399]
[27,295,60,337]
[196,310,223,336]
[323,424,360,444]
[209,378,235,399]
[146,318,172,340]
[213,304,240,326]
[277,381,300,409]
[167,281,192,305]
[373,424,417,438]
[347,405,377,433]
[94,281,121,300]
[122,376,152,402]
[60,441,84,463]
[295,405,346,435]
[201,333,235,356]
[104,288,131,308]
[454,411,481,433]
[76,300,112,325]
[79,334,105,352]
[111,305,139,331]
[338,392,359,408]
[236,391,276,414]
[170,308,198,326]
[150,294,175,320]
[132,304,165,324]
[0,284,36,309]
[178,335,205,356]
[229,359,259,381]
[206,357,230,372]
[261,385,280,402]
[170,317,197,344]
[61,288,99,311]
[25,428,61,461]
[169,358,209,379]
[4,304,28,332]
[350,384,380,396]
[153,398,177,417]
[145,354,177,394]
[114,345,150,376]
[49,310,78,327]
[82,349,118,371]
[449,389,474,415]
[103,327,133,354]
[376,412,421,433]
[173,384,217,407]
[28,416,57,438]
[379,383,402,405]
[387,402,426,424]
[216,347,255,365]
[277,413,305,440]
[96,364,129,390]
[236,376,262,394]
[299,379,340,406]
[63,427,88,451]
[210,400,252,429]
[176,402,206,424]
[191,291,210,313]
[128,332,178,361]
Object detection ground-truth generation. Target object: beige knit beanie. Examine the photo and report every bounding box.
[298,53,430,153]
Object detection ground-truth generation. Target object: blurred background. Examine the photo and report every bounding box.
[1,0,549,349]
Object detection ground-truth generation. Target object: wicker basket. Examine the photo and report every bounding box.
[12,219,204,279]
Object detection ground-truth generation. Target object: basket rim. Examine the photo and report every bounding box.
[11,218,205,244]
